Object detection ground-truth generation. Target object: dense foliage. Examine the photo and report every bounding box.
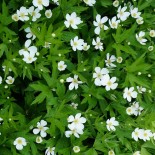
[0,0,155,154]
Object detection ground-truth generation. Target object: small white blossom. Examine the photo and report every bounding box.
[70,36,84,51]
[83,43,90,51]
[136,31,147,45]
[33,120,49,138]
[132,128,143,141]
[108,150,115,155]
[137,86,146,93]
[93,14,108,35]
[45,10,52,18]
[136,17,144,25]
[101,74,118,91]
[117,6,130,21]
[141,129,153,141]
[52,0,59,5]
[12,14,19,21]
[92,37,103,51]
[0,117,3,124]
[58,61,67,71]
[106,117,119,131]
[66,75,82,90]
[93,67,109,86]
[70,103,78,109]
[17,6,29,21]
[123,87,138,102]
[6,76,15,84]
[148,46,154,51]
[65,126,83,138]
[22,51,37,63]
[73,146,80,153]
[33,0,49,10]
[13,137,27,150]
[149,30,155,37]
[36,136,43,143]
[117,57,123,63]
[0,76,2,84]
[130,7,141,19]
[133,151,141,155]
[83,0,96,6]
[113,0,119,7]
[45,147,56,155]
[28,6,41,21]
[64,12,82,29]
[109,16,120,29]
[67,113,86,131]
[105,53,116,67]
[25,27,36,40]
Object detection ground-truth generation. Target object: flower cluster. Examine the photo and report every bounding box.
[65,113,86,138]
[132,128,154,142]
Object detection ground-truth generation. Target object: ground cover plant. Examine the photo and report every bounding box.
[0,0,155,154]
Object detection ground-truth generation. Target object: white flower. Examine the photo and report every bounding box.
[0,117,3,124]
[64,12,82,29]
[123,87,138,102]
[19,39,37,56]
[17,6,29,21]
[137,86,146,93]
[131,102,143,116]
[117,6,130,21]
[58,61,67,71]
[148,46,154,51]
[13,137,27,150]
[130,7,141,19]
[6,76,15,84]
[92,37,103,51]
[73,146,80,153]
[105,53,116,67]
[33,120,49,138]
[93,14,108,35]
[117,57,123,63]
[132,128,143,141]
[126,107,135,115]
[141,129,153,141]
[45,10,52,18]
[136,17,144,25]
[22,51,37,63]
[36,136,43,143]
[83,43,90,51]
[65,126,83,138]
[28,6,41,21]
[52,0,59,5]
[0,76,2,84]
[149,30,155,37]
[33,0,49,10]
[43,42,51,48]
[113,0,119,7]
[67,113,86,131]
[101,74,118,91]
[66,75,82,90]
[12,14,19,21]
[136,31,147,45]
[106,117,119,131]
[70,36,84,51]
[133,151,141,155]
[108,150,115,155]
[70,103,78,109]
[25,27,36,40]
[109,16,120,29]
[93,67,109,86]
[45,147,56,155]
[83,0,96,6]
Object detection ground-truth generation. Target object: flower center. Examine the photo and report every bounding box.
[107,81,112,86]
[17,139,23,145]
[98,22,103,28]
[38,0,42,5]
[97,73,102,79]
[73,42,78,46]
[9,79,13,83]
[127,91,131,96]
[73,79,78,84]
[38,125,44,130]
[73,119,79,124]
[144,133,148,137]
[20,13,25,18]
[108,122,112,126]
[32,11,36,16]
[112,22,116,27]
[69,19,74,25]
